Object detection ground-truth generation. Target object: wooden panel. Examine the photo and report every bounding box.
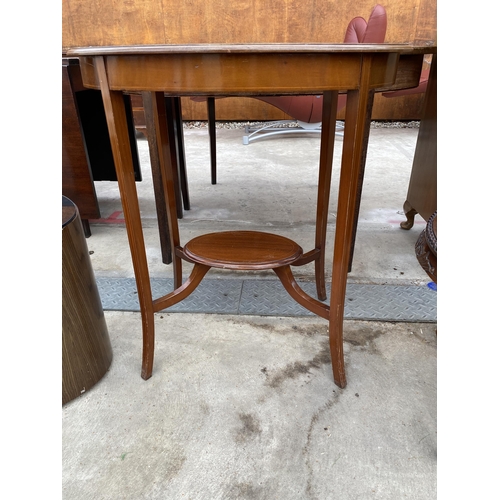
[413,0,438,44]
[63,0,166,48]
[63,0,436,120]
[104,52,369,93]
[63,0,436,49]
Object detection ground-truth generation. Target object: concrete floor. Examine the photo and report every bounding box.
[62,123,437,499]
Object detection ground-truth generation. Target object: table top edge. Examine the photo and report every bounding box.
[67,43,436,57]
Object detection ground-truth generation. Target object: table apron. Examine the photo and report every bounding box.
[79,52,413,94]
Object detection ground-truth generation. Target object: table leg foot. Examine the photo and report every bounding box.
[332,362,346,388]
[141,310,155,380]
[330,341,347,388]
[328,317,346,387]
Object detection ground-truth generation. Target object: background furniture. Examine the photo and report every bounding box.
[241,3,388,143]
[63,56,191,266]
[141,94,191,264]
[62,196,113,405]
[396,55,437,229]
[62,57,141,236]
[415,211,437,283]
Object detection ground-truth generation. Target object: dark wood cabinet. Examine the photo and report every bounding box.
[62,57,141,234]
[401,56,437,230]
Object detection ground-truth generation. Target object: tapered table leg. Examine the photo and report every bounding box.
[328,58,376,388]
[315,90,339,301]
[150,92,183,290]
[95,58,156,380]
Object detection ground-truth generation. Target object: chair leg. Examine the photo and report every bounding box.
[207,97,217,184]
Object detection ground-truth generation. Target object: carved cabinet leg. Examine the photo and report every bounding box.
[400,200,417,230]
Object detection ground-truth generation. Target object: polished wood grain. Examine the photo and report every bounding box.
[63,0,436,48]
[155,231,331,322]
[69,43,436,388]
[152,263,211,313]
[75,45,428,94]
[95,58,157,380]
[274,266,330,320]
[183,231,303,270]
[62,197,112,405]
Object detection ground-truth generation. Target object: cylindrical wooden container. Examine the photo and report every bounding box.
[62,196,112,405]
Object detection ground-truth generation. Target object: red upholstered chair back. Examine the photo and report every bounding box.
[329,4,387,118]
[344,4,387,43]
[258,4,388,123]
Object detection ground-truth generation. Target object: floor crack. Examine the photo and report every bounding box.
[303,392,340,499]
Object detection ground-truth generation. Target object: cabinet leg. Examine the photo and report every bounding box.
[400,200,417,230]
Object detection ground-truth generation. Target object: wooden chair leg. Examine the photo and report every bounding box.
[96,60,157,382]
[207,97,217,184]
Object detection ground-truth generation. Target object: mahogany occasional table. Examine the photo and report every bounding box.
[69,43,436,388]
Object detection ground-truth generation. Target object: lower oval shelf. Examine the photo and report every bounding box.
[183,231,303,270]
